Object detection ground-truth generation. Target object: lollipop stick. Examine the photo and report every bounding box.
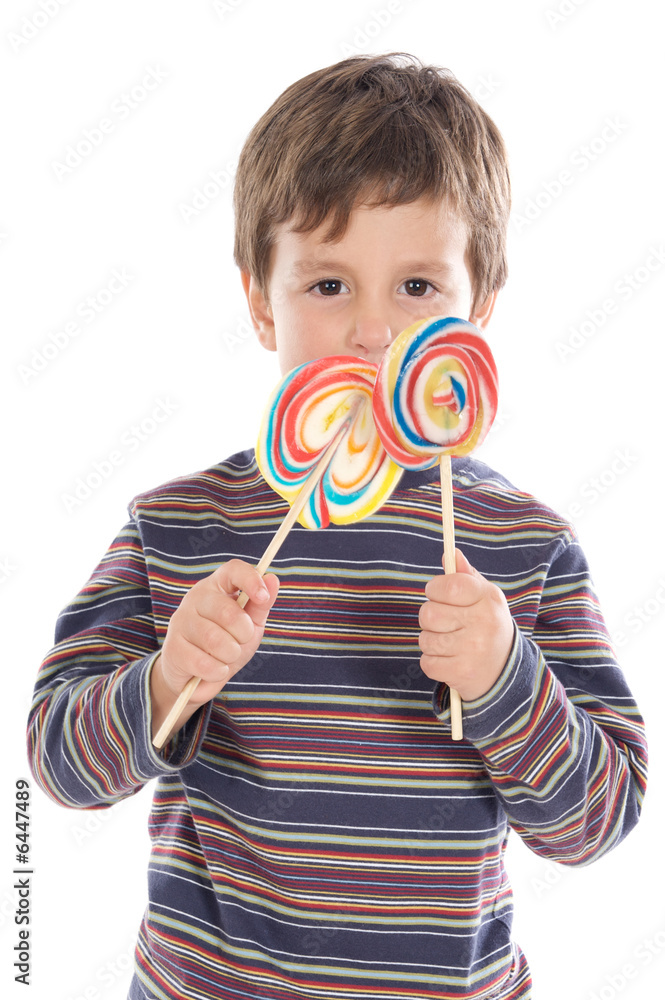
[152,414,356,749]
[439,454,464,741]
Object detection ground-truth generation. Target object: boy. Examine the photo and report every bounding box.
[28,54,647,999]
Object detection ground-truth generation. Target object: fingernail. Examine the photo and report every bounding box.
[256,586,270,602]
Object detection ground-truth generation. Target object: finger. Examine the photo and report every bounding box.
[182,609,245,665]
[420,652,465,683]
[425,571,484,607]
[418,628,460,657]
[180,638,232,685]
[161,629,232,689]
[418,600,463,633]
[197,571,279,637]
[193,589,256,647]
[182,571,279,653]
[451,548,482,578]
[241,573,280,627]
[212,558,273,605]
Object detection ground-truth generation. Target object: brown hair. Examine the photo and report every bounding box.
[233,53,511,310]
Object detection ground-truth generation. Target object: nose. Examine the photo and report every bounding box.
[350,313,394,364]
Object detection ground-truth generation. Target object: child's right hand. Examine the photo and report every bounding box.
[149,559,280,740]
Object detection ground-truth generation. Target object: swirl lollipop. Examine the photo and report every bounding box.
[257,355,403,530]
[373,316,498,466]
[154,355,402,748]
[373,316,499,741]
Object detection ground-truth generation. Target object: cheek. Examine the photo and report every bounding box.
[274,313,313,373]
[279,307,335,362]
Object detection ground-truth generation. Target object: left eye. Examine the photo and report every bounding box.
[401,279,433,297]
[312,280,348,296]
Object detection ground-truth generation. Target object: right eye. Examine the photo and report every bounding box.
[311,279,349,296]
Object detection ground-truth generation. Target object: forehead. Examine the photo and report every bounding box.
[269,197,470,277]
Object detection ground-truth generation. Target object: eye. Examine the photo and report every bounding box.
[311,279,349,296]
[401,279,435,297]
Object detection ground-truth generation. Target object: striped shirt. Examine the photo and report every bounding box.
[27,451,648,999]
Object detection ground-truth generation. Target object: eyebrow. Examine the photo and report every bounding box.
[289,259,346,279]
[398,260,457,277]
[289,258,456,279]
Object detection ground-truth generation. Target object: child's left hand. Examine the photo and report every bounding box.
[419,549,515,702]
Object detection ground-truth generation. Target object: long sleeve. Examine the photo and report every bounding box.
[435,537,648,865]
[27,520,208,808]
[24,455,649,999]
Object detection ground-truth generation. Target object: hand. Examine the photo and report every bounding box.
[419,549,514,702]
[150,559,279,739]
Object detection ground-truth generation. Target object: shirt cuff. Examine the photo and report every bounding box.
[134,654,213,773]
[432,624,542,744]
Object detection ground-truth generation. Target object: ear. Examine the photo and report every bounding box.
[240,271,276,352]
[469,289,498,330]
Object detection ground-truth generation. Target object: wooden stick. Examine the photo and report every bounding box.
[439,454,463,741]
[152,415,355,750]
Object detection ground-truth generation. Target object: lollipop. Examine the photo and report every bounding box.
[153,355,402,748]
[373,316,499,741]
[373,316,498,467]
[257,355,403,530]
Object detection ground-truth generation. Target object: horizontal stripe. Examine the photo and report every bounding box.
[27,451,647,999]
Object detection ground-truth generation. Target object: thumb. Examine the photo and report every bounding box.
[451,547,482,578]
[244,572,280,627]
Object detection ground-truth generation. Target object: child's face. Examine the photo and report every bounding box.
[242,197,495,375]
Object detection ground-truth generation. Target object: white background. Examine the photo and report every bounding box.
[2,1,664,998]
